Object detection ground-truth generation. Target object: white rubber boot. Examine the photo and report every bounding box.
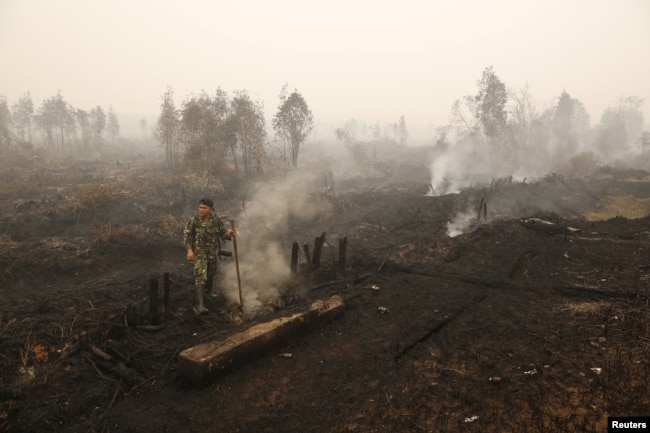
[205,278,219,299]
[193,285,209,314]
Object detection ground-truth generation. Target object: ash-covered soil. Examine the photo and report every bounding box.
[0,150,649,433]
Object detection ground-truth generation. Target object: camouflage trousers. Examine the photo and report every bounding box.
[193,253,218,287]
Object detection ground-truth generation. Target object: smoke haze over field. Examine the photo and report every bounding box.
[1,0,649,138]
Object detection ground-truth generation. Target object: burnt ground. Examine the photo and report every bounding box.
[0,149,649,433]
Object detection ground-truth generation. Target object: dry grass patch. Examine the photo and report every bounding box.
[59,182,133,217]
[0,171,42,198]
[586,195,650,221]
[622,175,650,182]
[0,235,18,251]
[180,172,224,193]
[555,300,612,316]
[91,223,151,245]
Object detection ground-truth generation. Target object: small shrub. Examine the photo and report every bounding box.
[346,141,369,166]
[556,152,600,178]
[157,214,185,238]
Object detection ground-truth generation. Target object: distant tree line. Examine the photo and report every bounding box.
[2,69,646,175]
[335,66,648,172]
[0,91,121,156]
[446,66,647,166]
[335,115,409,166]
[0,83,316,178]
[156,84,314,178]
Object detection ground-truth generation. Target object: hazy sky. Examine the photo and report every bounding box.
[1,0,648,137]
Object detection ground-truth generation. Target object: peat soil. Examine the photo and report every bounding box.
[0,153,649,433]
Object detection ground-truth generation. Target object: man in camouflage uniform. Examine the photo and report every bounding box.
[183,198,234,314]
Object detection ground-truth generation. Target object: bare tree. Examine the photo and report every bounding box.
[508,85,540,152]
[505,85,556,170]
[140,118,148,142]
[89,106,106,151]
[74,108,92,151]
[180,92,210,149]
[272,87,314,168]
[395,115,408,146]
[179,90,229,182]
[452,66,508,143]
[551,91,590,160]
[107,106,119,146]
[156,86,179,170]
[595,96,645,159]
[0,96,12,150]
[638,131,650,153]
[335,121,370,166]
[231,90,266,176]
[34,105,54,149]
[213,88,237,171]
[36,91,75,152]
[451,95,481,139]
[476,66,508,141]
[11,92,33,143]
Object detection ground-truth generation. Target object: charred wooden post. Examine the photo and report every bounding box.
[477,197,485,222]
[291,242,299,273]
[338,236,347,270]
[149,276,159,326]
[303,244,312,268]
[312,232,326,268]
[163,272,170,316]
[483,201,487,220]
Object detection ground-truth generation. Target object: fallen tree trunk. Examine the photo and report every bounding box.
[177,295,345,387]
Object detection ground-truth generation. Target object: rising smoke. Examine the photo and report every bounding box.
[218,170,333,314]
[430,123,648,237]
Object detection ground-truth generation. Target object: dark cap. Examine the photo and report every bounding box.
[199,198,213,208]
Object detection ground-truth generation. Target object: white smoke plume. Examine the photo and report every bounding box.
[429,134,579,237]
[446,209,477,238]
[428,135,528,197]
[431,123,649,237]
[218,169,332,314]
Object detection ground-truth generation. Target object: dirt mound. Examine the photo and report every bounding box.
[0,158,648,433]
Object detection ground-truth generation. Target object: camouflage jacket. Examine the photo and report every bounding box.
[183,213,229,256]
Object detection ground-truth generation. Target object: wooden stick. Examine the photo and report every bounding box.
[231,219,243,309]
[90,345,142,383]
[149,276,159,326]
[377,252,390,273]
